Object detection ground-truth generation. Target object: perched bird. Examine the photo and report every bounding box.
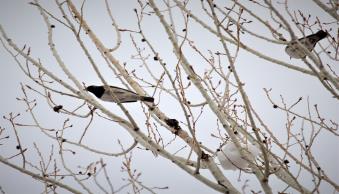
[285,30,328,59]
[217,141,260,171]
[86,85,154,103]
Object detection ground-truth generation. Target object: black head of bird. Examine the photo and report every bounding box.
[86,85,105,98]
[285,30,328,59]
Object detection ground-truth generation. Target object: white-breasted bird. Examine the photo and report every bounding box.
[217,141,260,171]
[86,85,154,103]
[285,30,328,59]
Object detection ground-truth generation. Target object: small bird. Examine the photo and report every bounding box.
[217,141,260,171]
[285,30,328,59]
[86,85,154,103]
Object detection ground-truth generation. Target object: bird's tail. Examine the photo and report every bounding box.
[140,96,154,103]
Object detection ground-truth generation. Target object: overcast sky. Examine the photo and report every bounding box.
[0,1,338,194]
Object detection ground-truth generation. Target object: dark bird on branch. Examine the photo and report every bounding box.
[285,30,328,59]
[86,85,154,103]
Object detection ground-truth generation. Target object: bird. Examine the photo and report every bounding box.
[86,85,154,103]
[285,30,328,59]
[217,141,260,170]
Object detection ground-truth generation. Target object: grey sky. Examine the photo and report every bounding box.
[0,0,338,194]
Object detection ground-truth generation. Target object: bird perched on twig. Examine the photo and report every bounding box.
[86,85,154,103]
[285,30,328,59]
[217,141,260,171]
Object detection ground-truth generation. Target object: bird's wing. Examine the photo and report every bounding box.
[109,86,138,95]
[101,86,140,103]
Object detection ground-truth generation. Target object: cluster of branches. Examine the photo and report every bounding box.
[0,0,338,193]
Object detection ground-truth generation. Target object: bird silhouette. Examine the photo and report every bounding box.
[86,85,154,103]
[285,30,328,59]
